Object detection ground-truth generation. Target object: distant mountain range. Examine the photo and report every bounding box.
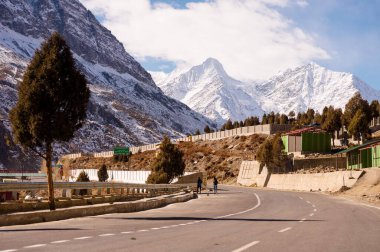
[153,59,380,125]
[0,0,212,169]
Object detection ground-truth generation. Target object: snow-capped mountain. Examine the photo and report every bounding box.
[250,62,380,115]
[155,58,263,125]
[0,0,212,169]
[155,60,380,124]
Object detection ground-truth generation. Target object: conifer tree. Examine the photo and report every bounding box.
[369,100,380,118]
[257,134,287,173]
[204,125,211,133]
[261,114,268,124]
[233,121,240,129]
[343,92,371,129]
[9,33,90,210]
[147,136,185,184]
[224,119,233,130]
[76,170,90,196]
[98,164,109,182]
[348,109,368,144]
[322,106,342,146]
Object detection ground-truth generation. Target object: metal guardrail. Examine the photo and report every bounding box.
[0,182,196,192]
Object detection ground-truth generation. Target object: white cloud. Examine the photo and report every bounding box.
[296,0,308,7]
[80,0,329,80]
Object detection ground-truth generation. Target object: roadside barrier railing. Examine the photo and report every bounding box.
[0,182,196,202]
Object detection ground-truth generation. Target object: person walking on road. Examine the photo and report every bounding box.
[213,177,218,194]
[197,177,202,194]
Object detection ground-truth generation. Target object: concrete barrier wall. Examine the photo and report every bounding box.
[94,151,114,158]
[62,153,82,159]
[237,160,363,192]
[70,169,151,184]
[266,171,363,192]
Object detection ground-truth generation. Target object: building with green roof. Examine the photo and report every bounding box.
[336,139,380,170]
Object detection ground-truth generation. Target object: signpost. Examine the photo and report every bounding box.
[114,147,130,155]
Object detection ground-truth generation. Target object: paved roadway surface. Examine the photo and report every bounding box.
[1,186,380,252]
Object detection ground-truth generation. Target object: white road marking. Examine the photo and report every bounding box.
[278,227,292,233]
[306,201,311,204]
[150,227,161,230]
[121,231,134,234]
[169,225,179,227]
[50,240,69,244]
[312,205,316,207]
[24,244,46,249]
[74,236,93,240]
[161,226,171,228]
[178,223,187,226]
[314,209,317,212]
[299,218,306,223]
[0,250,18,252]
[231,241,260,252]
[216,193,261,219]
[309,213,314,217]
[137,230,148,232]
[99,233,115,237]
[299,197,303,200]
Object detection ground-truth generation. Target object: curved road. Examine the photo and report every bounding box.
[1,186,379,252]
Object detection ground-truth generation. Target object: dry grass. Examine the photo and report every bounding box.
[60,134,267,183]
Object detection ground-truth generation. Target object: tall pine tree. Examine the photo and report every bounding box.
[9,33,90,210]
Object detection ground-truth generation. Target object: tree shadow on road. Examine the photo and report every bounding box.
[99,216,323,222]
[0,228,85,232]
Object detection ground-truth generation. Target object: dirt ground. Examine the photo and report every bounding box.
[334,168,380,207]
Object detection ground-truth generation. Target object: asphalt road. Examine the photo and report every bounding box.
[1,186,379,252]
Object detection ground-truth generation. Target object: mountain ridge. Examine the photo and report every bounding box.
[0,0,213,169]
[156,58,264,125]
[154,59,380,124]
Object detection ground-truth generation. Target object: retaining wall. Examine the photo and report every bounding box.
[293,157,346,170]
[237,160,363,192]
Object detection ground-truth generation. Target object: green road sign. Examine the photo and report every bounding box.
[114,147,130,155]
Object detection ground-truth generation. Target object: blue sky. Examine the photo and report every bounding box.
[279,0,380,89]
[82,0,380,89]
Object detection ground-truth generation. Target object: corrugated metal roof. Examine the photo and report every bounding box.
[284,126,326,136]
[336,139,380,154]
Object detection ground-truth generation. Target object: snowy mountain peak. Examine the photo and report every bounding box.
[158,59,380,126]
[157,58,263,125]
[251,62,380,115]
[201,57,226,74]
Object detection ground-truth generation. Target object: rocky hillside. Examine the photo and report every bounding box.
[61,134,267,184]
[0,0,213,169]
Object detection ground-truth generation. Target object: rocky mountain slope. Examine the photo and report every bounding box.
[155,60,380,124]
[0,0,212,169]
[155,58,263,125]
